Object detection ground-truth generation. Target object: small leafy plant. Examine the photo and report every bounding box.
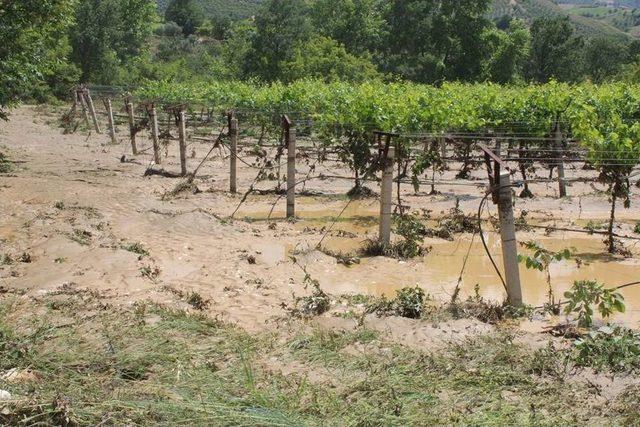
[564,280,625,328]
[518,241,573,311]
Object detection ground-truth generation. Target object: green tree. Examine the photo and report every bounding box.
[383,0,493,83]
[585,37,629,83]
[310,0,387,55]
[482,19,530,84]
[0,0,78,118]
[283,36,380,82]
[245,0,312,81]
[527,16,585,83]
[71,0,156,83]
[165,0,204,36]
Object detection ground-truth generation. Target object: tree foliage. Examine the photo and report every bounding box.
[165,0,204,36]
[0,0,77,118]
[70,0,156,83]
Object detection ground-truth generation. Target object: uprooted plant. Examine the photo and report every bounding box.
[287,257,331,318]
[368,286,430,319]
[360,212,428,259]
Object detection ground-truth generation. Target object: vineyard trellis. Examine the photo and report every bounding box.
[61,81,640,306]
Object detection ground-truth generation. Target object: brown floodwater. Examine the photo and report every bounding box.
[242,198,640,326]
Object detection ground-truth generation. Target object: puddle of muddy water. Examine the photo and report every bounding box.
[240,197,640,326]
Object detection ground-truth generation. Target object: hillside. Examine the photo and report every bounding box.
[491,0,633,38]
[155,0,635,39]
[156,0,262,20]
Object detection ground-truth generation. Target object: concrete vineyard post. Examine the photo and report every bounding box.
[179,110,187,176]
[126,102,138,155]
[84,89,101,134]
[230,116,238,194]
[497,171,523,306]
[555,122,567,198]
[286,127,296,219]
[150,107,161,165]
[78,90,90,125]
[379,146,395,246]
[105,99,117,145]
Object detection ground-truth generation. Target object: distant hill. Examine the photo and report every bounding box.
[156,0,263,21]
[491,0,634,39]
[154,0,636,39]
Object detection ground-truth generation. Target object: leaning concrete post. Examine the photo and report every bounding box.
[555,122,567,198]
[379,146,395,245]
[84,89,101,134]
[230,116,238,194]
[78,90,90,125]
[497,171,523,306]
[178,110,187,176]
[105,99,117,144]
[126,101,138,155]
[149,107,161,165]
[286,127,296,219]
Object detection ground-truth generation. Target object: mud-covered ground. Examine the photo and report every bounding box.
[1,106,640,424]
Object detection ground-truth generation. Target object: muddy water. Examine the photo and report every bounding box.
[242,199,640,326]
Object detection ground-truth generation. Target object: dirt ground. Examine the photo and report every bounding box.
[1,105,640,339]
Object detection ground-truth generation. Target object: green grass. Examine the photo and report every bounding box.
[0,291,638,425]
[0,152,12,173]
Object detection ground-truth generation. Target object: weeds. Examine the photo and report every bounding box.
[121,242,149,258]
[0,152,12,173]
[573,326,640,372]
[317,245,360,266]
[139,265,160,281]
[369,286,429,319]
[17,252,32,263]
[69,229,92,246]
[0,297,637,425]
[185,291,209,310]
[1,254,13,265]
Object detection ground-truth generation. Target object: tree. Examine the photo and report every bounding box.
[283,36,380,82]
[245,0,312,81]
[383,0,493,83]
[584,37,628,83]
[310,0,387,55]
[71,0,156,83]
[0,0,78,118]
[482,19,530,84]
[527,16,585,83]
[165,0,204,36]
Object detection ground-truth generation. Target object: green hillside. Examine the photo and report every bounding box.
[156,0,635,39]
[156,0,263,21]
[491,0,633,39]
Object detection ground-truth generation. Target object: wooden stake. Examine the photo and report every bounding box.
[555,122,567,198]
[104,99,117,144]
[497,171,523,306]
[178,109,187,176]
[84,89,101,134]
[286,126,296,219]
[230,116,238,193]
[149,107,161,165]
[379,146,395,245]
[126,102,138,155]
